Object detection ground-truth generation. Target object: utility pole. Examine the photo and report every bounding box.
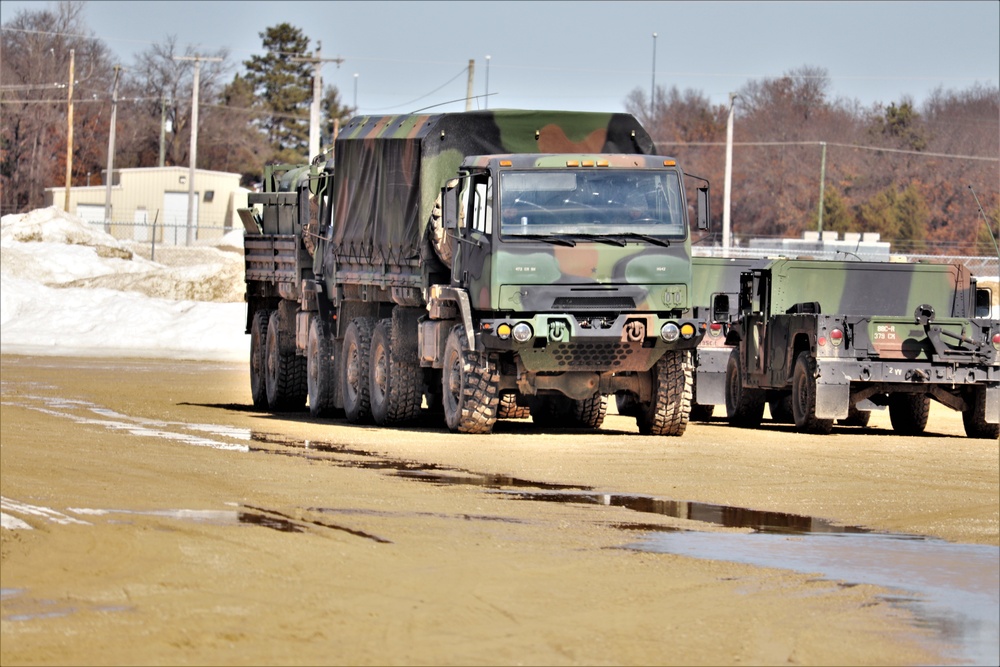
[104,65,121,230]
[63,49,75,212]
[817,141,827,233]
[722,93,737,255]
[291,43,344,160]
[174,55,222,245]
[465,59,475,111]
[485,55,491,109]
[159,96,169,167]
[650,33,657,120]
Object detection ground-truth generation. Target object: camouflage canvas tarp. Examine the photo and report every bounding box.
[331,110,656,265]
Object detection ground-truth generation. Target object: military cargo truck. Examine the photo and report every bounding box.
[241,110,710,435]
[720,258,999,437]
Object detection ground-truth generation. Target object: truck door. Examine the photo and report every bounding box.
[747,270,769,377]
[452,173,493,304]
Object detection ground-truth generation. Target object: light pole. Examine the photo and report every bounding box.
[485,55,491,109]
[722,93,737,255]
[174,54,222,245]
[650,32,657,119]
[353,73,358,111]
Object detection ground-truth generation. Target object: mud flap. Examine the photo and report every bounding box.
[987,384,1000,424]
[815,382,850,420]
[694,347,730,406]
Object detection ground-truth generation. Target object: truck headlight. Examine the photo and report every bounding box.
[512,322,533,343]
[660,322,680,342]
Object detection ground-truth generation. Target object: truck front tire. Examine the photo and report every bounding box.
[636,350,692,436]
[725,349,764,428]
[441,325,499,434]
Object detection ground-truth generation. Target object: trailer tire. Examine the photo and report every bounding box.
[441,324,499,434]
[307,317,337,417]
[962,386,999,439]
[250,309,271,409]
[342,317,376,424]
[370,318,422,426]
[725,349,764,428]
[498,392,531,419]
[791,351,833,434]
[265,310,307,412]
[888,393,930,435]
[636,350,692,436]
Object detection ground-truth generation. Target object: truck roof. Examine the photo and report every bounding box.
[332,110,657,264]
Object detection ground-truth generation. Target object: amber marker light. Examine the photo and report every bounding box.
[499,160,512,167]
[566,160,580,167]
[663,160,676,166]
[597,159,609,167]
[680,323,697,339]
[497,323,512,340]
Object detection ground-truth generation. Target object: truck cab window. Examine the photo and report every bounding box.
[471,176,492,234]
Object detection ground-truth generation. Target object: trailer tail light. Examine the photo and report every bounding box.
[993,332,1000,351]
[708,322,723,337]
[830,328,844,346]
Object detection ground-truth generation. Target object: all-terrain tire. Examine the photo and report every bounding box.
[636,350,692,436]
[497,393,531,419]
[307,316,337,417]
[725,348,765,428]
[791,351,833,434]
[768,392,794,424]
[441,325,499,434]
[250,309,271,410]
[888,393,930,436]
[342,317,376,424]
[370,318,422,426]
[265,310,307,411]
[962,386,999,439]
[572,393,608,430]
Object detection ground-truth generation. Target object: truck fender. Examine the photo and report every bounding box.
[428,285,475,349]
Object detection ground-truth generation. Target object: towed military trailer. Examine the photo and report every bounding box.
[241,110,710,435]
[718,258,999,437]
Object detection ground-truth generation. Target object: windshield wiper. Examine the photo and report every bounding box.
[516,234,577,247]
[615,232,671,247]
[560,233,627,247]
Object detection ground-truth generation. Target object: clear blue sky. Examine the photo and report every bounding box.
[3,0,998,115]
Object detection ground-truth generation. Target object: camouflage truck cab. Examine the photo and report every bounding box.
[242,110,710,436]
[724,258,999,438]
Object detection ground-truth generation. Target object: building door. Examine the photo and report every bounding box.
[163,191,198,245]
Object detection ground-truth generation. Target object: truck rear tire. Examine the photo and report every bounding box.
[888,393,930,435]
[962,386,999,439]
[441,324,499,434]
[498,392,531,419]
[307,317,337,417]
[573,393,608,430]
[265,310,307,411]
[791,351,833,434]
[249,309,271,409]
[342,317,376,424]
[768,392,794,424]
[725,349,764,428]
[370,318,422,426]
[636,350,692,436]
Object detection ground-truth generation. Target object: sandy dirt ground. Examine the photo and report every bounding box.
[1,354,997,666]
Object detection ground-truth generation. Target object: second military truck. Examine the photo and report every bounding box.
[242,110,709,435]
[718,258,999,437]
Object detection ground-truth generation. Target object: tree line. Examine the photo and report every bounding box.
[2,2,998,257]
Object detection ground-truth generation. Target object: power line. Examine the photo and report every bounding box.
[654,139,999,162]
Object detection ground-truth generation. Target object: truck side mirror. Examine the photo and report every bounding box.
[697,186,710,231]
[712,293,730,323]
[442,178,461,230]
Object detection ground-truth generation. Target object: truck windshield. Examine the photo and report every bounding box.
[499,169,685,240]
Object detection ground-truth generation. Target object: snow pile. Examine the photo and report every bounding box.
[1,207,249,361]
